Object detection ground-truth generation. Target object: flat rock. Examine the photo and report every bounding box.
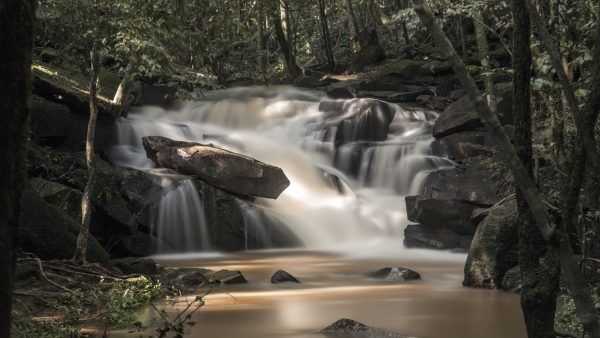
[143,136,290,199]
[271,270,300,284]
[322,318,413,338]
[367,267,421,282]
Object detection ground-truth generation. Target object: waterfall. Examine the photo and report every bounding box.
[109,86,454,252]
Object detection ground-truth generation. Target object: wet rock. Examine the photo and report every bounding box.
[463,197,519,289]
[119,168,164,229]
[318,99,396,147]
[405,196,477,235]
[360,89,432,103]
[422,168,501,206]
[111,257,159,275]
[271,270,300,284]
[367,267,421,282]
[205,269,248,284]
[404,224,472,251]
[431,131,495,161]
[160,268,212,290]
[321,318,410,338]
[20,183,109,264]
[143,136,290,199]
[501,266,521,293]
[326,87,354,99]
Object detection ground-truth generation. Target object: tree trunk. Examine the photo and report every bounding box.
[511,1,559,336]
[411,2,600,336]
[257,0,266,76]
[272,0,299,79]
[0,1,35,335]
[474,12,496,112]
[73,46,100,265]
[318,0,335,71]
[345,0,361,52]
[112,57,137,119]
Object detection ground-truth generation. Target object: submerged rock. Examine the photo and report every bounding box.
[463,197,519,289]
[205,270,248,284]
[142,136,290,199]
[367,267,421,282]
[321,318,411,337]
[271,270,300,284]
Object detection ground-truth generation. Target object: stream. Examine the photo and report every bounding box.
[108,86,526,337]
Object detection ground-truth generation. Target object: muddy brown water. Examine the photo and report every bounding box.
[110,249,526,338]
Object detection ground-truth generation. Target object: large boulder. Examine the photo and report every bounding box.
[463,197,519,289]
[20,184,109,264]
[422,168,501,206]
[405,196,477,235]
[142,136,290,199]
[30,177,82,221]
[119,168,164,229]
[432,83,513,138]
[318,98,396,147]
[29,95,114,151]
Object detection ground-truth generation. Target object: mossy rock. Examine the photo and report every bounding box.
[20,183,109,264]
[463,196,518,289]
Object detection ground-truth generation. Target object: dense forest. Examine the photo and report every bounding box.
[1,0,600,337]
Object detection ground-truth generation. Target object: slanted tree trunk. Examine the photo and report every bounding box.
[474,12,496,112]
[0,1,35,335]
[511,1,559,336]
[411,2,600,336]
[73,46,101,265]
[318,0,335,71]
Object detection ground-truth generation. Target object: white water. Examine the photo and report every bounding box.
[109,86,454,252]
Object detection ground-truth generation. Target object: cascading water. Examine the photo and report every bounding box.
[109,86,454,252]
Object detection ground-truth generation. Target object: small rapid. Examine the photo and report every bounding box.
[109,86,454,252]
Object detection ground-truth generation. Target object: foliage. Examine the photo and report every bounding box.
[13,276,166,337]
[556,284,600,336]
